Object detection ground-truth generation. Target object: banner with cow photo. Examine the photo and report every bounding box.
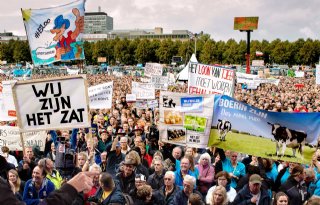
[188,63,235,96]
[0,126,46,151]
[208,95,320,163]
[159,91,214,148]
[12,76,90,132]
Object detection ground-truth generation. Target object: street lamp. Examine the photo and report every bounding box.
[194,33,198,56]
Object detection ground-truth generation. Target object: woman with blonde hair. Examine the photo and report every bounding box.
[126,150,149,178]
[211,186,229,205]
[8,169,25,196]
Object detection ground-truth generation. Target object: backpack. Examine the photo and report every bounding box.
[122,193,134,205]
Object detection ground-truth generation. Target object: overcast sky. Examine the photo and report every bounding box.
[2,0,320,42]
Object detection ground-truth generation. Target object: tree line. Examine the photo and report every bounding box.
[1,35,320,66]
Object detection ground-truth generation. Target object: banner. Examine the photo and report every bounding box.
[159,91,214,148]
[236,72,280,86]
[188,63,235,96]
[66,66,79,75]
[0,126,46,151]
[295,71,305,78]
[252,60,264,66]
[13,69,32,80]
[151,76,169,90]
[316,65,320,85]
[12,76,90,132]
[21,0,85,66]
[208,95,320,163]
[144,63,163,77]
[132,82,155,100]
[0,81,17,121]
[126,94,136,102]
[88,82,113,109]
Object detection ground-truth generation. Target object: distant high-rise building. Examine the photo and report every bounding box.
[84,10,113,34]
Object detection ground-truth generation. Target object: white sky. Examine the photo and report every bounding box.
[2,0,320,41]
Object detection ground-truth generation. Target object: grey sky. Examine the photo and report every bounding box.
[1,0,320,41]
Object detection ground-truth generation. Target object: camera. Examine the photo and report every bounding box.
[87,196,99,203]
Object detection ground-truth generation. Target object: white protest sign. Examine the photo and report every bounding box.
[316,65,320,85]
[13,76,90,132]
[132,82,155,100]
[0,126,46,151]
[147,99,159,108]
[0,80,17,121]
[144,63,163,77]
[188,63,235,96]
[88,82,113,109]
[295,71,305,78]
[126,94,137,102]
[151,75,169,90]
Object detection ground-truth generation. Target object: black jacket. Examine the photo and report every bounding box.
[232,184,271,205]
[147,170,165,190]
[94,185,125,205]
[159,185,180,205]
[115,172,136,194]
[279,177,308,205]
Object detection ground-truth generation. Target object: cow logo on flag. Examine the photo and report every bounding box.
[21,0,85,66]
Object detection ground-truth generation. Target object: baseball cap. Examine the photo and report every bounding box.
[249,174,262,184]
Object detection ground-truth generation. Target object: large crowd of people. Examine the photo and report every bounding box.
[1,71,320,205]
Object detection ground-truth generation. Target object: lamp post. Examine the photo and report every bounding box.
[194,33,198,56]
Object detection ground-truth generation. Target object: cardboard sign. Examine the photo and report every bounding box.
[0,126,46,151]
[12,76,90,132]
[188,63,235,96]
[151,76,169,90]
[144,63,163,77]
[0,80,17,121]
[88,82,113,109]
[132,82,155,100]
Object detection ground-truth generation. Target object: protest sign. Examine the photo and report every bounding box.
[12,76,90,132]
[0,126,46,151]
[21,0,85,66]
[188,63,235,96]
[151,75,169,90]
[144,63,163,77]
[295,71,305,78]
[0,80,17,121]
[132,82,155,100]
[236,72,280,86]
[88,82,113,109]
[126,94,136,102]
[208,95,320,163]
[316,65,320,84]
[159,91,214,148]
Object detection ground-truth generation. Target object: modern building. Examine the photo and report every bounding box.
[84,8,113,34]
[83,27,193,42]
[0,32,27,43]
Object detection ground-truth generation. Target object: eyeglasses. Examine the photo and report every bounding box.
[164,178,172,181]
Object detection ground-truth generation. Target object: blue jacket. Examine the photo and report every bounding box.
[23,179,55,205]
[174,170,197,189]
[94,184,125,205]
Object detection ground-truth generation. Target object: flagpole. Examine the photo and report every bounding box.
[21,8,36,67]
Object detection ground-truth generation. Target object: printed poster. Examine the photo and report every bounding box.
[159,91,214,148]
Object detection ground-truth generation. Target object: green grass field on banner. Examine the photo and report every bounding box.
[208,129,315,164]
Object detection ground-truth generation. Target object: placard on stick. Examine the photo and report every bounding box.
[12,76,90,132]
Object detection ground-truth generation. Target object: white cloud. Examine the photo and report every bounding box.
[299,27,317,39]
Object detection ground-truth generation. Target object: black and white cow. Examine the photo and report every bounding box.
[217,119,232,141]
[267,122,307,157]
